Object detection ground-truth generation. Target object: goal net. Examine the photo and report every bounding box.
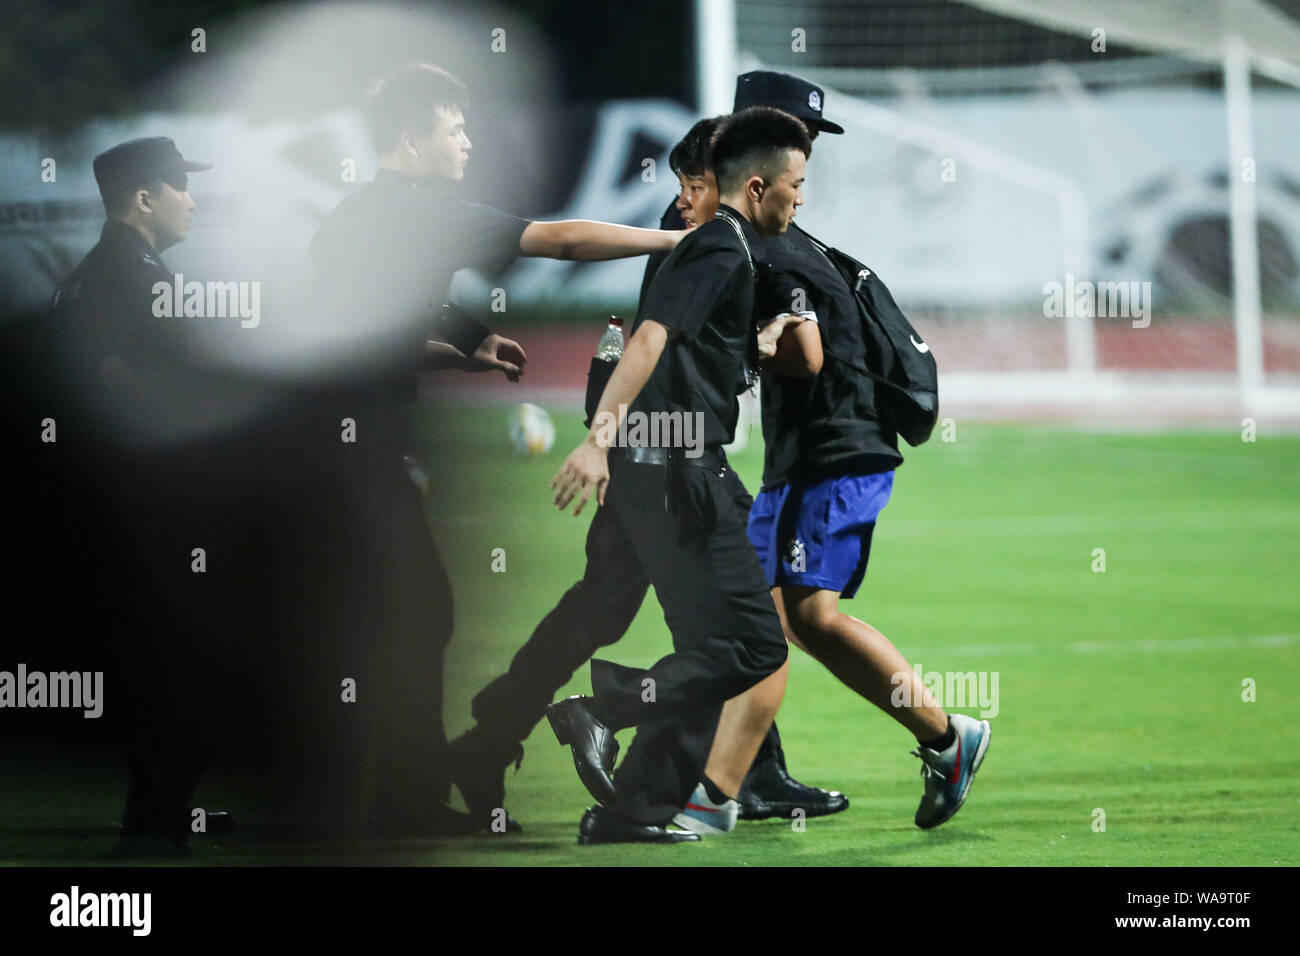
[720,0,1300,423]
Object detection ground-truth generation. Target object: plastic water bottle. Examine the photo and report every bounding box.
[585,317,624,428]
[595,316,624,362]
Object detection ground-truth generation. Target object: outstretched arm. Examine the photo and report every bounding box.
[551,319,670,514]
[520,220,684,261]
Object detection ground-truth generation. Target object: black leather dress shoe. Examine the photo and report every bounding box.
[578,805,700,845]
[546,695,618,805]
[738,751,850,820]
[448,729,525,833]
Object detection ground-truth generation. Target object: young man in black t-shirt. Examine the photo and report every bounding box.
[445,115,834,835]
[545,107,815,844]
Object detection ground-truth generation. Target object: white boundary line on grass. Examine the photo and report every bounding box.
[912,633,1300,659]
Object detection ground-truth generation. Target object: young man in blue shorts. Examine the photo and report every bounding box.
[674,71,990,835]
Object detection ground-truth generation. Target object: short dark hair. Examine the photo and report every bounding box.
[669,116,723,178]
[710,107,811,195]
[102,178,167,219]
[366,63,468,153]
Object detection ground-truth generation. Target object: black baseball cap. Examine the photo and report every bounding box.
[733,70,844,135]
[92,137,212,197]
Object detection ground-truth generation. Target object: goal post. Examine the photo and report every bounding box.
[701,0,1300,422]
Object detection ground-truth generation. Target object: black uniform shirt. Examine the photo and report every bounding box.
[631,203,760,449]
[309,168,530,395]
[46,220,192,445]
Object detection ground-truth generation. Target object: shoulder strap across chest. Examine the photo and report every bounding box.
[714,208,756,279]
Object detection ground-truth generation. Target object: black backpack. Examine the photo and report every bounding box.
[793,224,939,447]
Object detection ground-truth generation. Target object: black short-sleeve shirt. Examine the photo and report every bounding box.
[637,197,904,484]
[631,204,761,449]
[310,169,530,391]
[758,224,902,488]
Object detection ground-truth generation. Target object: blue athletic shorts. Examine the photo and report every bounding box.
[747,471,895,598]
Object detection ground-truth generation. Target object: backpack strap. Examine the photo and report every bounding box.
[714,208,762,394]
[715,208,757,278]
[788,222,916,400]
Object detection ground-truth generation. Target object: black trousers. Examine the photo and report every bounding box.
[106,449,253,833]
[590,457,788,825]
[266,441,455,826]
[470,466,787,774]
[470,500,646,745]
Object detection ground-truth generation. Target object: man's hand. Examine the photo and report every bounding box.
[551,436,609,515]
[466,334,527,381]
[758,313,823,377]
[757,314,804,358]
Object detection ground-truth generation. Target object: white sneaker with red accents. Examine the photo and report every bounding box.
[913,713,991,829]
[671,783,739,835]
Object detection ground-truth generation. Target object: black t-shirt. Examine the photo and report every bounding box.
[297,169,532,472]
[310,169,530,393]
[643,199,902,486]
[630,204,760,449]
[759,223,902,488]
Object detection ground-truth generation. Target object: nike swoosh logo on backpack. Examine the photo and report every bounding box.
[910,334,930,354]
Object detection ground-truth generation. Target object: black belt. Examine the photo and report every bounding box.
[615,445,728,475]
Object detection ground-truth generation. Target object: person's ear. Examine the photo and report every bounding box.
[136,189,152,212]
[747,175,766,204]
[401,131,420,158]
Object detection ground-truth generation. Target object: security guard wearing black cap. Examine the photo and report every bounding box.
[49,137,211,432]
[45,135,235,848]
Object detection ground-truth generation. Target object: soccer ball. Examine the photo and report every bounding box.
[507,403,556,456]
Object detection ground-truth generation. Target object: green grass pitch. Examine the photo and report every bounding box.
[4,403,1298,866]
[424,404,1300,866]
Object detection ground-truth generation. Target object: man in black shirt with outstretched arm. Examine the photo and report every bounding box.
[306,63,684,838]
[546,107,812,844]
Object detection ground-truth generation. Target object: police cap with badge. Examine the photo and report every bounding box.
[733,70,844,134]
[92,136,213,198]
